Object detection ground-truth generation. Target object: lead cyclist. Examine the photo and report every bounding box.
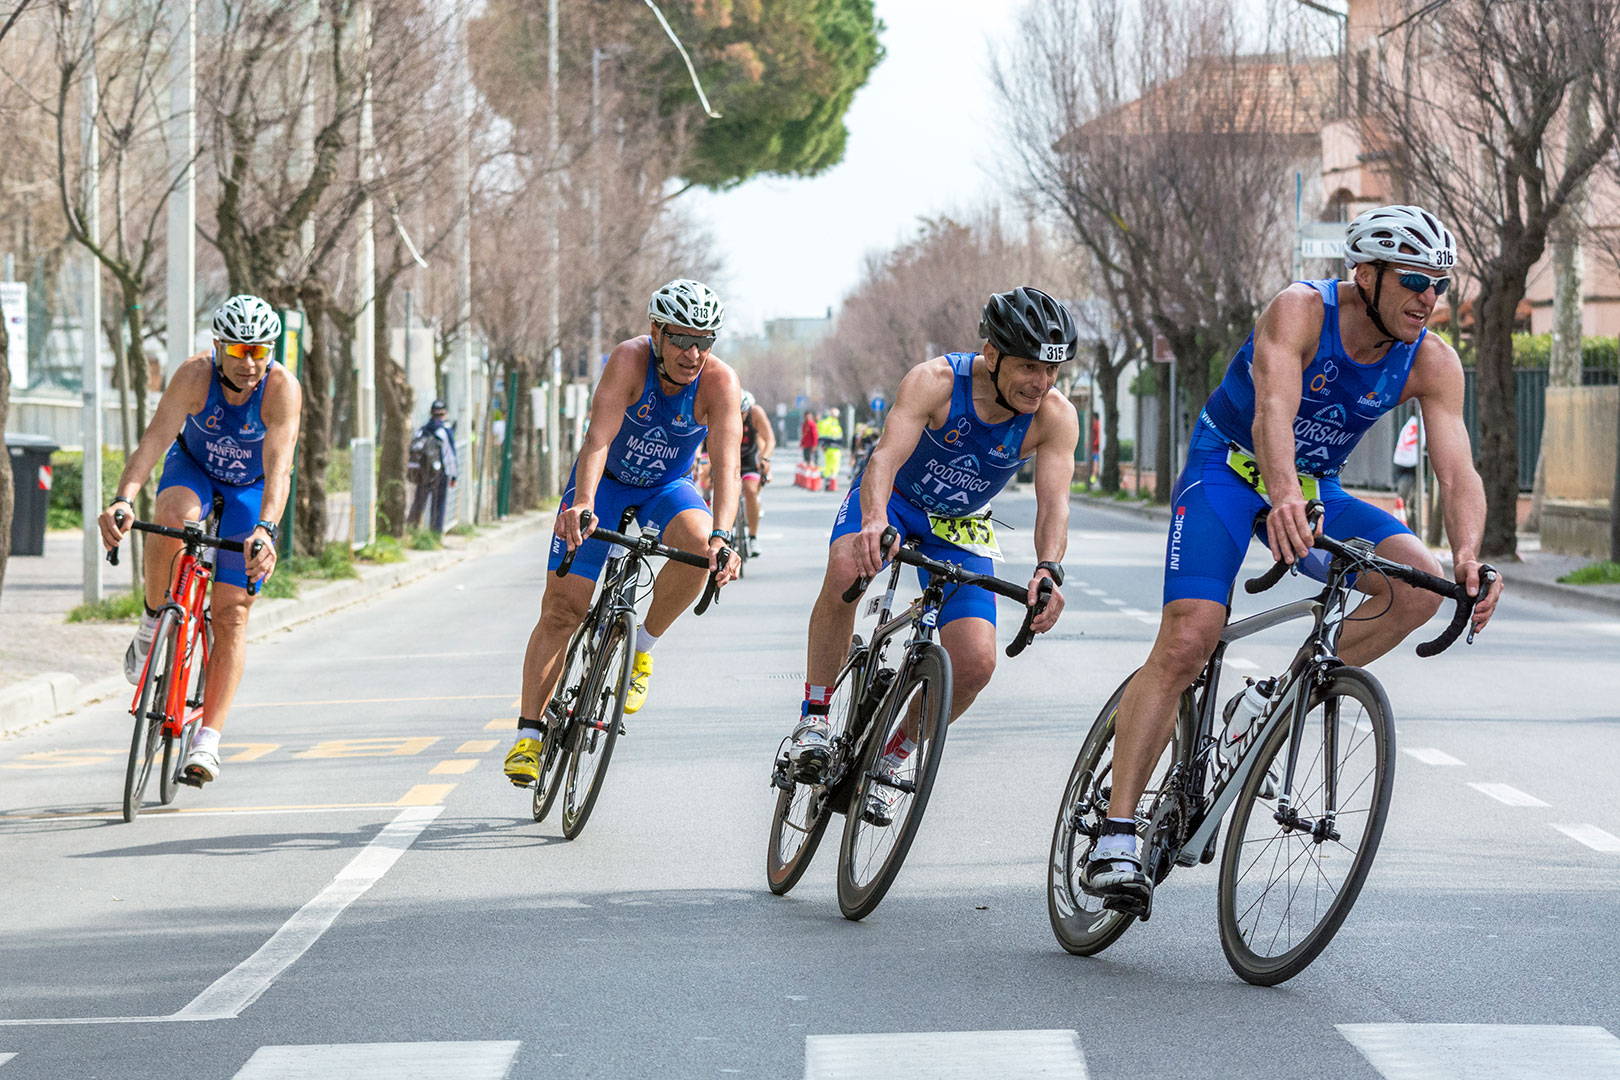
[1083,204,1506,915]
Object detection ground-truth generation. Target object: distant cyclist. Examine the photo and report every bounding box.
[504,279,743,787]
[738,390,776,556]
[97,295,302,787]
[786,287,1080,781]
[1082,205,1505,915]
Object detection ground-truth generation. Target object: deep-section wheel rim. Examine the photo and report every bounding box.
[560,612,633,838]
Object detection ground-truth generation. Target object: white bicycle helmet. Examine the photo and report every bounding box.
[1344,205,1456,271]
[212,294,283,343]
[648,279,724,332]
[740,390,756,414]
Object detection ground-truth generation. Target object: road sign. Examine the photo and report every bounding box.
[795,394,808,409]
[2,281,27,388]
[870,395,886,413]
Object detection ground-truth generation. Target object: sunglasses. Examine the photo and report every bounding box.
[1388,268,1451,297]
[661,328,716,352]
[220,341,273,360]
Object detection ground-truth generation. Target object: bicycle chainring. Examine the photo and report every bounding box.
[1142,789,1190,886]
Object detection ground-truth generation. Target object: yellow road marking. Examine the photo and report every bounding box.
[430,759,478,775]
[456,740,498,754]
[236,694,515,708]
[0,800,421,821]
[511,696,521,709]
[295,737,440,759]
[224,742,279,763]
[1,748,125,769]
[484,718,514,731]
[397,783,456,805]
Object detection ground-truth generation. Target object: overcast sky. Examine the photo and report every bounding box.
[684,0,1023,336]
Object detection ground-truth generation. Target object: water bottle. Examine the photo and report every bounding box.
[1214,677,1274,784]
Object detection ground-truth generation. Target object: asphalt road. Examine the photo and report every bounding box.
[1,476,1617,1080]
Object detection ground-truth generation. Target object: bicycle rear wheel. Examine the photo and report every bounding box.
[766,647,866,895]
[124,612,179,822]
[1217,666,1394,985]
[161,614,211,806]
[1048,670,1195,955]
[559,610,634,839]
[836,642,951,921]
[533,618,596,823]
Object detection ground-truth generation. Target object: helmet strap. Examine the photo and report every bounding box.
[653,328,705,388]
[987,349,1018,414]
[1355,265,1398,348]
[214,349,247,394]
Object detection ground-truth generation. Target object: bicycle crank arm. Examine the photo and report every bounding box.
[865,771,916,795]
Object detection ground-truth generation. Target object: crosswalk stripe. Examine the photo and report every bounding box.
[1553,823,1620,853]
[0,1052,15,1067]
[1403,747,1464,766]
[1468,782,1550,807]
[1339,1023,1620,1079]
[805,1030,1087,1079]
[232,1041,521,1079]
[1226,657,1259,670]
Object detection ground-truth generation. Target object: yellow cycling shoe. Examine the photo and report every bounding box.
[503,737,543,787]
[624,651,654,714]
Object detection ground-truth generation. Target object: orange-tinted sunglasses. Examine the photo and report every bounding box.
[220,341,273,360]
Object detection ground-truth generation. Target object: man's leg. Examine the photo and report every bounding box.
[506,571,596,785]
[742,474,762,537]
[1334,531,1443,666]
[937,616,996,722]
[406,480,428,528]
[125,482,204,686]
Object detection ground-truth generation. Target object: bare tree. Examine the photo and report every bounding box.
[1363,0,1620,558]
[995,0,1327,500]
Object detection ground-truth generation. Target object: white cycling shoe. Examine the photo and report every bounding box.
[182,747,221,786]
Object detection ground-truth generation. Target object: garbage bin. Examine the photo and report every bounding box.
[6,433,59,557]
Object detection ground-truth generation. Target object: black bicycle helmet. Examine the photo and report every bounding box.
[978,286,1077,364]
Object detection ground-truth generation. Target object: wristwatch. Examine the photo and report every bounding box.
[709,529,734,546]
[1036,560,1065,586]
[254,519,281,547]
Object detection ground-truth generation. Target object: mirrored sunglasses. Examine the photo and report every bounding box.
[221,341,273,360]
[662,329,716,352]
[1394,270,1450,297]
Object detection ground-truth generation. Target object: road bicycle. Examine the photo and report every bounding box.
[106,513,262,822]
[530,507,727,839]
[1047,505,1495,984]
[767,526,1051,920]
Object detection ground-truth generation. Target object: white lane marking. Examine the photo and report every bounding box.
[1072,580,1090,588]
[1226,658,1259,671]
[1101,598,1125,607]
[0,1053,15,1067]
[1136,617,1159,626]
[1468,782,1550,808]
[1119,608,1153,617]
[178,805,444,1020]
[1403,747,1464,766]
[233,1041,521,1079]
[805,1030,1087,1079]
[0,806,444,1027]
[1339,1023,1620,1079]
[1081,588,1105,597]
[1553,823,1620,853]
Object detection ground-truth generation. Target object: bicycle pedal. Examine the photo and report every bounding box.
[178,770,206,789]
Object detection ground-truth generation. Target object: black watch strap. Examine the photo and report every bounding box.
[255,519,281,546]
[1036,560,1065,586]
[709,529,734,545]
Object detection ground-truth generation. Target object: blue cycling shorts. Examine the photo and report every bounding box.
[1163,427,1411,606]
[155,443,265,590]
[548,466,711,582]
[829,476,998,628]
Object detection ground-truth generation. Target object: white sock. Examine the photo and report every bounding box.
[192,727,221,755]
[1093,819,1138,860]
[635,628,659,655]
[137,613,159,640]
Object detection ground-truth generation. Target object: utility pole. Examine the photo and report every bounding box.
[589,46,604,386]
[546,0,561,500]
[452,0,477,522]
[352,0,376,547]
[165,0,195,378]
[81,0,102,604]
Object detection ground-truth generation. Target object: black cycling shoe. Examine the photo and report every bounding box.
[1078,851,1153,918]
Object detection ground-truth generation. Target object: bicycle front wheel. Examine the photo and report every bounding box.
[124,612,179,822]
[162,614,211,806]
[559,610,634,839]
[836,642,951,921]
[533,618,596,823]
[1217,666,1395,985]
[1048,670,1195,955]
[766,648,866,896]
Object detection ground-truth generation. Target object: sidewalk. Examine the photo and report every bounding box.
[0,513,545,737]
[1071,490,1620,617]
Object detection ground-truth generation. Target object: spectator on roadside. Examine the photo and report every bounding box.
[800,409,820,465]
[1393,413,1420,530]
[407,399,459,533]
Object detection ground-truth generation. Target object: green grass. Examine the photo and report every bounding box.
[1558,561,1620,585]
[257,542,360,600]
[356,535,406,563]
[408,528,444,551]
[67,589,145,623]
[448,522,479,538]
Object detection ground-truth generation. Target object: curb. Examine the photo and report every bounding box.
[0,513,546,739]
[1071,491,1169,524]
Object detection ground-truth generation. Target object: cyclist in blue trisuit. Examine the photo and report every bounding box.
[1083,205,1506,914]
[97,294,302,787]
[504,280,742,786]
[786,287,1080,783]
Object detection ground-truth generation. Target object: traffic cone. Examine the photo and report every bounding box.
[808,468,821,491]
[826,475,837,493]
[1393,494,1406,520]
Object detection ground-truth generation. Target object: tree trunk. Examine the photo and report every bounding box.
[1094,343,1122,493]
[1153,373,1172,504]
[1473,281,1523,559]
[0,292,12,604]
[511,361,535,511]
[373,279,413,536]
[293,283,332,555]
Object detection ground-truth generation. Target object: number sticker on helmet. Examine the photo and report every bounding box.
[1040,343,1068,363]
